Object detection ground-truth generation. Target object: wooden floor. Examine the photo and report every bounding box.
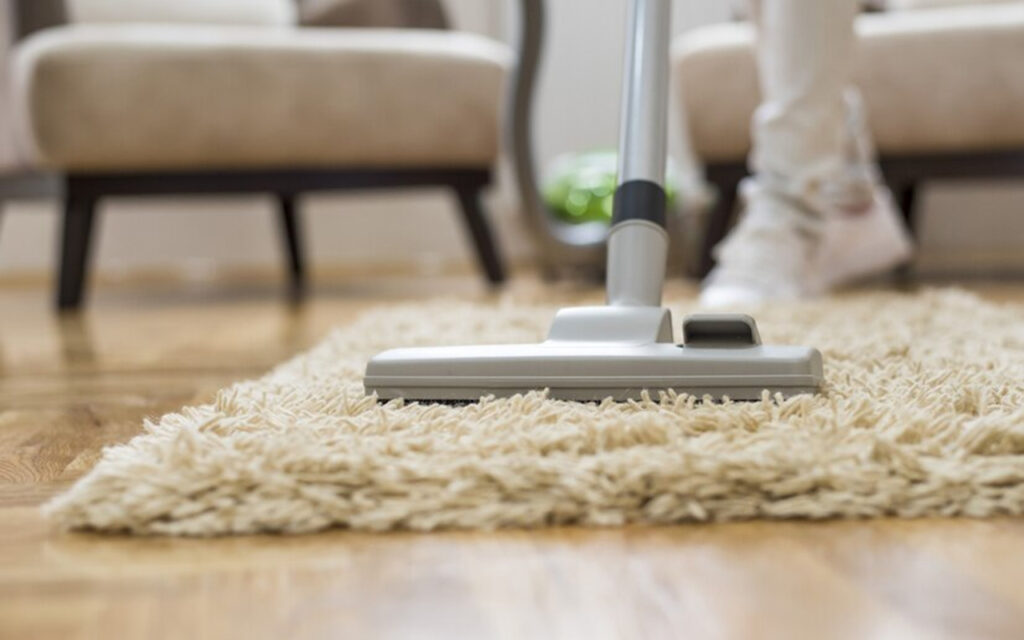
[3,274,1024,640]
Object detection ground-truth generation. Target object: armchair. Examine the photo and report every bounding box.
[0,0,512,308]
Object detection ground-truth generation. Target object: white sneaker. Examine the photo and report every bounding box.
[808,188,914,295]
[700,187,818,308]
[700,186,914,308]
[700,89,914,309]
[809,92,915,292]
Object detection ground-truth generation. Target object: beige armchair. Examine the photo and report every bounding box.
[0,0,510,308]
[674,1,1024,275]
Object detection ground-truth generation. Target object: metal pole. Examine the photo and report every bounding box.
[606,0,672,307]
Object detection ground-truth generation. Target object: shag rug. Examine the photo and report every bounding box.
[46,288,1024,536]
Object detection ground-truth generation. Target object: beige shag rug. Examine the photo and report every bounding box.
[46,288,1024,536]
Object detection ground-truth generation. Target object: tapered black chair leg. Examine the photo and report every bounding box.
[894,181,919,282]
[57,195,98,311]
[454,187,506,285]
[276,193,306,299]
[698,180,741,278]
[896,182,919,238]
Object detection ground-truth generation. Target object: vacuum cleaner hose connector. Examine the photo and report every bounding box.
[612,179,667,228]
[607,220,669,307]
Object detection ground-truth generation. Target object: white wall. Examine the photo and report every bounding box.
[1,1,1022,280]
[524,0,728,166]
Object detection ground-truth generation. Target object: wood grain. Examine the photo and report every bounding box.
[2,276,1024,640]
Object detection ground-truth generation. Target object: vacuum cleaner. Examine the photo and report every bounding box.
[364,0,824,403]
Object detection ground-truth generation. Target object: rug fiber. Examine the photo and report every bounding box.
[46,288,1024,535]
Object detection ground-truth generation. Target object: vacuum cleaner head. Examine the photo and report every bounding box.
[365,0,826,405]
[365,307,824,403]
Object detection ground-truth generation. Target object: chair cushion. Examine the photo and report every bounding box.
[673,4,1024,162]
[65,0,296,27]
[13,24,510,171]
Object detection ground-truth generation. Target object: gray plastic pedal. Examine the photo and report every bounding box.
[682,314,762,348]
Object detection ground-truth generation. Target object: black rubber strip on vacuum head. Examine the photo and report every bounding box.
[612,179,667,228]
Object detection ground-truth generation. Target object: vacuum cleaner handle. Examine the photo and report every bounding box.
[607,0,673,308]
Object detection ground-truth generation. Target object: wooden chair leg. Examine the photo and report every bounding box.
[698,180,741,278]
[57,195,99,311]
[454,186,506,285]
[276,193,305,298]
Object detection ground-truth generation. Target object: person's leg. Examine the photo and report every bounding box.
[751,0,858,207]
[702,0,912,307]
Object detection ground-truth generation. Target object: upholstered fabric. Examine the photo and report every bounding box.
[674,4,1024,162]
[13,24,511,171]
[886,0,1020,10]
[65,0,296,26]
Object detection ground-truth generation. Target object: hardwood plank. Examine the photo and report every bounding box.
[2,276,1024,639]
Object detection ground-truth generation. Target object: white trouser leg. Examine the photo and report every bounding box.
[748,0,866,222]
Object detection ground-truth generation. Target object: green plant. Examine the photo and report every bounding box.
[543,151,679,225]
